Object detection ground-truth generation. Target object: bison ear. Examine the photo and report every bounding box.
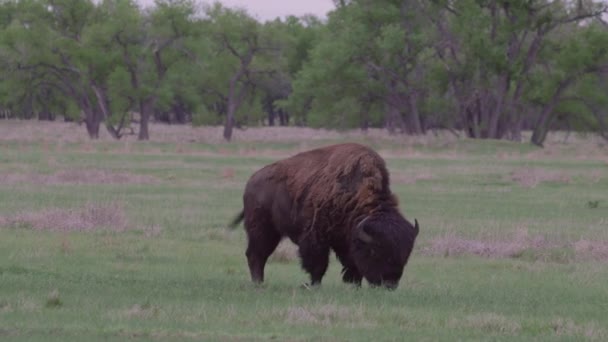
[356,216,374,243]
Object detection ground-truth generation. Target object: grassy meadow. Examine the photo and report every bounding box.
[0,121,607,341]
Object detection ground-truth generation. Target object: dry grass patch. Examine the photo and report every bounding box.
[220,167,235,180]
[53,169,159,184]
[0,169,159,185]
[421,228,551,259]
[551,317,607,341]
[573,239,608,261]
[269,240,299,263]
[45,289,62,308]
[117,303,162,320]
[284,304,373,328]
[587,169,603,184]
[199,229,237,242]
[449,313,521,334]
[1,121,606,158]
[391,169,434,184]
[142,224,163,238]
[422,229,608,262]
[1,202,129,232]
[3,294,42,313]
[508,167,571,188]
[0,300,11,314]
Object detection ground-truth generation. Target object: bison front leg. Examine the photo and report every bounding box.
[298,239,330,287]
[332,244,362,286]
[341,268,362,286]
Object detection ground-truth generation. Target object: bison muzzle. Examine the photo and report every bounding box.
[229,143,420,289]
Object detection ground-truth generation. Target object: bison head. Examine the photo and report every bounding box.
[351,210,419,290]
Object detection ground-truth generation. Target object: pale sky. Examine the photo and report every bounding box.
[216,0,336,21]
[138,0,336,21]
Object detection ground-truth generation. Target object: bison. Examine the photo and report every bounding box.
[229,143,419,289]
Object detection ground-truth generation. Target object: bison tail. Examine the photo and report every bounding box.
[228,210,244,229]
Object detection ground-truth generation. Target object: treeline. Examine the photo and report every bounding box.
[1,0,607,146]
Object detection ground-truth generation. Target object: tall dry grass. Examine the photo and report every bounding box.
[0,169,159,186]
[0,202,129,232]
[2,119,604,147]
[420,228,608,262]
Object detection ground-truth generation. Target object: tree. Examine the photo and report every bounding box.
[285,0,433,133]
[527,22,608,145]
[430,0,608,141]
[89,0,198,140]
[3,0,125,138]
[201,2,284,141]
[0,0,606,146]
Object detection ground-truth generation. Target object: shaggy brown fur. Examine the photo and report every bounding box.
[229,143,420,289]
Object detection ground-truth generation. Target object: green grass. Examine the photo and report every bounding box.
[1,128,607,341]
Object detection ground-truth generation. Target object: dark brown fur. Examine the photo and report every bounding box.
[229,143,420,289]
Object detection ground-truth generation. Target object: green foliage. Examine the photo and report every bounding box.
[191,103,216,126]
[0,0,605,142]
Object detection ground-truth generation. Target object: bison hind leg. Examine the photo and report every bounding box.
[244,218,281,285]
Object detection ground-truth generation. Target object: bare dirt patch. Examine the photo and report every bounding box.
[0,169,159,186]
[0,202,129,232]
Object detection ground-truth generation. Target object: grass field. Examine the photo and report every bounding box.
[1,121,607,341]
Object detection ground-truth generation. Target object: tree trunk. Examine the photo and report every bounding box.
[530,79,573,147]
[80,97,101,139]
[172,102,187,124]
[407,93,423,135]
[138,97,156,141]
[278,110,288,126]
[531,116,551,147]
[223,67,249,141]
[267,108,275,126]
[465,98,482,139]
[359,100,371,132]
[488,76,509,139]
[92,84,123,140]
[223,102,235,141]
[385,105,404,134]
[139,111,150,141]
[263,95,275,126]
[508,115,523,142]
[224,78,241,141]
[84,111,100,139]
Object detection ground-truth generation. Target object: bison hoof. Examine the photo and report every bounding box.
[300,282,320,290]
[251,281,266,290]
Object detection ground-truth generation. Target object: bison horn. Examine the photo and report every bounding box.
[414,219,420,235]
[357,229,374,243]
[356,216,373,243]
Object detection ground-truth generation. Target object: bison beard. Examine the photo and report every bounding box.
[229,143,420,289]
